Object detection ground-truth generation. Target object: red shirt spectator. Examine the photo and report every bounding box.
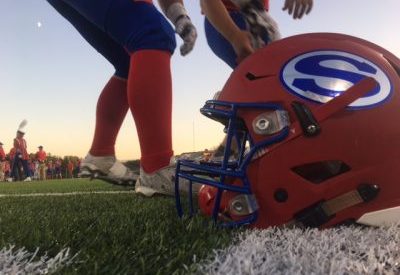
[4,161,10,173]
[14,132,29,160]
[9,148,16,161]
[36,146,47,163]
[68,161,74,172]
[0,142,5,161]
[67,160,75,178]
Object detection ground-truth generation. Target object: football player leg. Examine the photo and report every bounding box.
[21,159,31,181]
[104,0,192,196]
[50,0,196,194]
[47,0,137,185]
[105,0,198,196]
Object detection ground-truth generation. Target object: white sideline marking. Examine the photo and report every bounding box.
[197,225,400,274]
[0,190,135,198]
[0,246,75,274]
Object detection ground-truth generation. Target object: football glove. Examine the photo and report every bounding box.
[166,3,197,56]
[231,0,281,48]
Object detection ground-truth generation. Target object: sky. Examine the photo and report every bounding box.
[1,0,399,160]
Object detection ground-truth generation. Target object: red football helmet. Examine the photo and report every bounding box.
[175,33,400,228]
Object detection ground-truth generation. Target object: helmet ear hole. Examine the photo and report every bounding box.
[274,189,289,203]
[292,160,351,184]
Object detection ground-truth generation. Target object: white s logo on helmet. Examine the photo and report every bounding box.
[280,51,392,109]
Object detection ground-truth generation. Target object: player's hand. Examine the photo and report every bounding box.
[231,0,281,44]
[175,16,198,56]
[231,30,255,64]
[282,0,313,19]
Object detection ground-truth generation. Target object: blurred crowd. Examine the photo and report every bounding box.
[0,142,81,182]
[0,120,214,183]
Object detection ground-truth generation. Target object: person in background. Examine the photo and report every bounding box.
[202,148,212,162]
[67,159,74,178]
[3,160,11,181]
[32,159,40,180]
[47,160,54,180]
[0,142,5,181]
[55,158,63,179]
[6,148,16,182]
[0,142,5,160]
[8,148,16,162]
[74,159,81,178]
[10,121,31,182]
[36,146,47,180]
[28,158,36,180]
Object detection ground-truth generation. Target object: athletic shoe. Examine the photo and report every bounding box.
[23,177,32,182]
[6,178,13,182]
[80,153,138,186]
[135,163,199,197]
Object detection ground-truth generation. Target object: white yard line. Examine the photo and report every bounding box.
[0,190,135,198]
[197,225,400,274]
[0,246,75,274]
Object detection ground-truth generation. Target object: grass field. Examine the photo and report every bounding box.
[0,179,235,274]
[1,179,399,275]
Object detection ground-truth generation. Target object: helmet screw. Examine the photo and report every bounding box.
[307,125,317,134]
[256,118,270,131]
[232,201,244,213]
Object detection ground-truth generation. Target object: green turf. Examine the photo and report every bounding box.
[0,179,133,194]
[0,179,235,274]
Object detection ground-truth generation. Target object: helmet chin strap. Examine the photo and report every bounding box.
[284,184,380,228]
